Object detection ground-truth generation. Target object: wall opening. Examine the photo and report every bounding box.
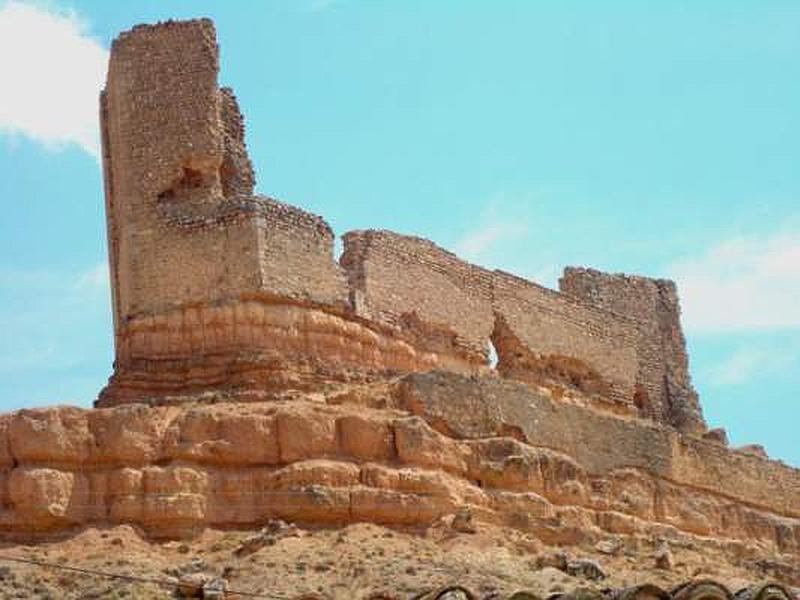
[157,165,216,203]
[490,313,612,398]
[487,338,499,369]
[334,236,344,262]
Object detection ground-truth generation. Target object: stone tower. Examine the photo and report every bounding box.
[98,19,350,405]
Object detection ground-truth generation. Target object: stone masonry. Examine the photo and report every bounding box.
[2,20,799,587]
[98,18,703,436]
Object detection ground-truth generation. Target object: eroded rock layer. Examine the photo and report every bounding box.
[3,376,800,586]
[10,16,796,596]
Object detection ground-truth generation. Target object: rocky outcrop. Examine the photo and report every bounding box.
[9,15,797,597]
[2,377,799,587]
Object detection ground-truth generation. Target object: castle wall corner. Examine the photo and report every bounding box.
[559,267,706,433]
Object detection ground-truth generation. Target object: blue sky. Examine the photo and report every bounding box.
[0,1,798,466]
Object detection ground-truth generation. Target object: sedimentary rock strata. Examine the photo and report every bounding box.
[2,378,798,588]
[4,16,798,596]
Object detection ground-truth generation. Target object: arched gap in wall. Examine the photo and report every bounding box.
[333,236,344,262]
[487,338,499,369]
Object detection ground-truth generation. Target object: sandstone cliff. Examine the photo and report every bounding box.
[1,376,798,590]
[2,16,797,599]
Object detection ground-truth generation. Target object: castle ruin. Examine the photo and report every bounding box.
[0,18,797,592]
[98,19,704,438]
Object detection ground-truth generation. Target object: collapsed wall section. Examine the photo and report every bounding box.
[560,267,705,434]
[341,230,495,371]
[492,271,639,410]
[340,231,643,414]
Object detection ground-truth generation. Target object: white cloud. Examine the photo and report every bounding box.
[707,344,799,387]
[669,230,800,332]
[454,195,529,263]
[0,1,107,158]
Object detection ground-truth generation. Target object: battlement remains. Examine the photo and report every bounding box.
[7,19,800,579]
[98,19,704,436]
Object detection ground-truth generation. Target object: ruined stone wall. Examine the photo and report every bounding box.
[101,18,705,436]
[341,230,495,370]
[102,19,259,323]
[256,200,348,309]
[101,21,352,395]
[492,271,640,409]
[340,231,643,411]
[560,268,705,434]
[219,87,255,197]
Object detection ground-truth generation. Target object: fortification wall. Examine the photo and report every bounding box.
[100,18,706,437]
[103,19,258,323]
[340,230,644,412]
[106,20,225,203]
[101,21,353,396]
[560,268,705,433]
[256,200,348,309]
[341,230,494,370]
[491,271,640,409]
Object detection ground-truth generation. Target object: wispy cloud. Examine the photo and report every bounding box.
[74,262,109,291]
[309,0,340,12]
[706,343,799,387]
[0,1,107,158]
[669,229,800,333]
[454,194,529,264]
[456,222,527,259]
[0,262,111,377]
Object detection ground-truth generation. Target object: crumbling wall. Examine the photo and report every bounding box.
[107,20,224,204]
[219,87,255,198]
[492,271,640,408]
[256,200,348,309]
[560,267,705,433]
[341,230,495,369]
[101,18,706,433]
[99,20,366,407]
[103,19,258,322]
[102,21,349,364]
[340,231,642,411]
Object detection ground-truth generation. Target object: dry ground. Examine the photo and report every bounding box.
[0,518,787,599]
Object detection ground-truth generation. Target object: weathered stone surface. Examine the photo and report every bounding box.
[394,372,800,520]
[5,15,798,595]
[97,18,710,441]
[0,390,796,582]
